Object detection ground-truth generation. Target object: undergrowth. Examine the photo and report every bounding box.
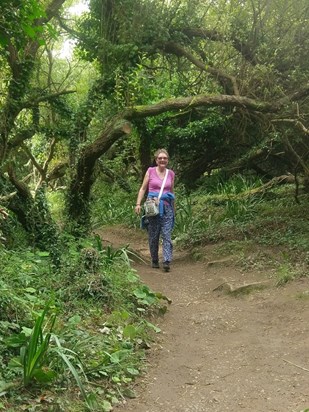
[0,232,167,411]
[173,176,309,283]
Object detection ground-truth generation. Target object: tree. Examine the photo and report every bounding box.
[0,0,69,249]
[1,0,308,239]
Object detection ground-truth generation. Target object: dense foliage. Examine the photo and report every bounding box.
[0,0,308,232]
[0,229,168,411]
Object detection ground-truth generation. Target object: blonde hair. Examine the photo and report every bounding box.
[154,148,169,159]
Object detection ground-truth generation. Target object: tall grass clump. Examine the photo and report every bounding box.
[91,181,139,229]
[173,175,264,248]
[206,174,264,222]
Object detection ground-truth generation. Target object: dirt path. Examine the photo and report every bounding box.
[99,226,309,412]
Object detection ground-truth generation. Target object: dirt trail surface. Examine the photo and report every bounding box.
[98,226,309,412]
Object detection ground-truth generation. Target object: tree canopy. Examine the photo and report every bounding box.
[0,0,308,236]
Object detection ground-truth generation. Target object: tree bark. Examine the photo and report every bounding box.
[123,94,279,119]
[67,118,132,232]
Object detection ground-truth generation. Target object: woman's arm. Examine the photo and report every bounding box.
[171,172,175,212]
[135,171,150,214]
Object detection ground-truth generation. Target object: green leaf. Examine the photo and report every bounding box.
[102,400,113,412]
[5,333,27,348]
[0,34,8,47]
[122,388,136,399]
[54,348,89,405]
[133,290,147,299]
[37,251,50,257]
[22,25,36,38]
[107,349,130,364]
[32,368,56,383]
[123,325,137,340]
[120,311,130,320]
[145,321,161,333]
[155,292,172,304]
[21,327,33,336]
[68,315,81,326]
[24,287,36,293]
[85,393,98,410]
[126,367,139,376]
[8,357,22,368]
[38,38,45,46]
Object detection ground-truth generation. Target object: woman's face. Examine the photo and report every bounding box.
[156,152,169,167]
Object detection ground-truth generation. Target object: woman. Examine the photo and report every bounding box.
[135,149,175,272]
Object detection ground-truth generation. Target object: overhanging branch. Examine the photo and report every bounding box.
[123,94,278,119]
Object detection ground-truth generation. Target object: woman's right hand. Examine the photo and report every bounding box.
[135,205,142,214]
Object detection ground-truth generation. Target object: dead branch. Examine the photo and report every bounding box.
[22,90,76,109]
[213,280,270,295]
[203,175,297,206]
[0,192,17,202]
[7,165,32,200]
[272,118,309,136]
[283,359,309,373]
[283,137,309,175]
[160,41,240,95]
[22,144,44,177]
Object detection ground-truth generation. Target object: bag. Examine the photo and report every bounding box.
[143,169,169,217]
[140,215,149,229]
[144,199,159,217]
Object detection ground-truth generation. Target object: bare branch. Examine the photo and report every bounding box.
[283,137,309,175]
[43,138,57,173]
[277,84,309,105]
[180,27,258,65]
[22,90,76,109]
[22,144,44,177]
[0,192,17,202]
[7,165,32,199]
[272,119,309,135]
[8,129,36,148]
[160,41,239,95]
[44,0,67,22]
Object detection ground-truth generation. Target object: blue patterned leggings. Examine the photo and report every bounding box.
[148,204,174,263]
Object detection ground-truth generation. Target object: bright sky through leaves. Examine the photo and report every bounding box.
[59,1,89,59]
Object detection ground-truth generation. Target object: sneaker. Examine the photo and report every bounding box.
[151,261,160,268]
[163,261,170,272]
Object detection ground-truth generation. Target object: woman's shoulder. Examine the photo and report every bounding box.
[168,168,175,178]
[147,166,156,175]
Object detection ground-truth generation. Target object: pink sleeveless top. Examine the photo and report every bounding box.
[147,167,174,194]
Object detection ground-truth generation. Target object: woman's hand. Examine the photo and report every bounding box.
[135,204,142,214]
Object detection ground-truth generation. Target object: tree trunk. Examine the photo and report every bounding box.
[135,120,152,181]
[5,171,60,265]
[67,118,132,233]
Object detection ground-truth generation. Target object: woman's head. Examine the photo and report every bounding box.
[154,148,169,162]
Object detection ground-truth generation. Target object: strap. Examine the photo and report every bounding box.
[158,169,169,200]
